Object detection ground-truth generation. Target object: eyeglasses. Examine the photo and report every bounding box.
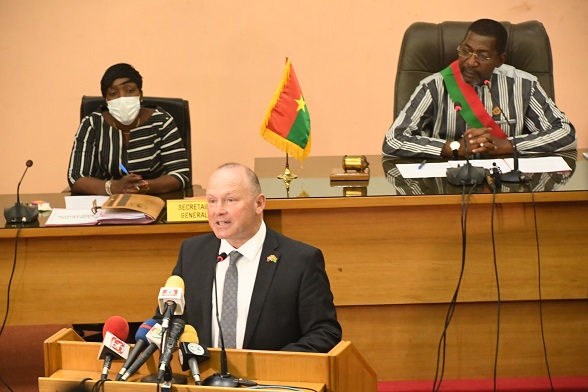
[457,46,492,64]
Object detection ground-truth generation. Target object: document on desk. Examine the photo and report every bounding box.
[396,162,451,178]
[510,156,572,173]
[65,195,110,210]
[397,156,571,179]
[45,208,98,226]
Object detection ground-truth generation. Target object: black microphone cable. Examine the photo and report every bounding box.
[0,224,22,338]
[0,374,15,392]
[0,223,24,392]
[91,378,108,392]
[432,181,476,392]
[529,187,555,391]
[488,175,501,392]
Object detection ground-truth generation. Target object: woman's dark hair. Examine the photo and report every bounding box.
[100,63,143,97]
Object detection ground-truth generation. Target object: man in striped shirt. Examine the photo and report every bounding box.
[382,19,576,159]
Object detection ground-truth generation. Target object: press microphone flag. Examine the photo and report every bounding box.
[178,327,210,385]
[146,322,164,347]
[158,275,185,330]
[98,316,130,380]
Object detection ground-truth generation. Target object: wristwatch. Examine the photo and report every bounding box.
[450,141,460,159]
[105,180,112,195]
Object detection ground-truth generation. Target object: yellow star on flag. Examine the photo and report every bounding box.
[295,96,306,112]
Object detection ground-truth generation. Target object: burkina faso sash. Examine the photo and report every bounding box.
[440,60,507,139]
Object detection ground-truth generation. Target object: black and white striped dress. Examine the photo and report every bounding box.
[67,106,190,188]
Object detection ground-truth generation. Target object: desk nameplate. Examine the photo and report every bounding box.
[166,199,208,222]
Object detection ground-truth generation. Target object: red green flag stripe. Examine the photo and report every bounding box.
[440,61,507,139]
[260,58,311,161]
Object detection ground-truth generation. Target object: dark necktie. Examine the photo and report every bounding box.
[221,251,241,348]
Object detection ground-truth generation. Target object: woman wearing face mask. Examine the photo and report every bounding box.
[67,63,190,195]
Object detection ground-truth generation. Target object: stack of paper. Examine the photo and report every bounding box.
[45,194,164,226]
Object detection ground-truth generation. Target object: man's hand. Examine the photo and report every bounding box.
[464,127,513,155]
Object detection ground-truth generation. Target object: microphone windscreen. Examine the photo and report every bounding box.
[135,318,157,343]
[217,252,228,262]
[25,160,33,167]
[103,316,130,341]
[179,331,199,344]
[165,275,185,290]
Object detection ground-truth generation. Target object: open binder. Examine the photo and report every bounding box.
[46,194,165,226]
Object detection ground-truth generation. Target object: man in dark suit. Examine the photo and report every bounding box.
[167,162,341,352]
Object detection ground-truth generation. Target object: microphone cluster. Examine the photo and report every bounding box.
[95,275,212,385]
[95,260,254,387]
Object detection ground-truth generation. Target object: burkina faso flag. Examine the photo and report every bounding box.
[260,58,311,161]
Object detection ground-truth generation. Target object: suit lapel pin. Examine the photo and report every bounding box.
[266,255,278,263]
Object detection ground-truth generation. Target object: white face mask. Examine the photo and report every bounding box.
[107,96,141,125]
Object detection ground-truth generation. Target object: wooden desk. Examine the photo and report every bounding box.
[1,151,587,382]
[41,329,376,392]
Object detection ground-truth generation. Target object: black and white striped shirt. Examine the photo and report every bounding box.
[382,64,576,158]
[67,106,190,188]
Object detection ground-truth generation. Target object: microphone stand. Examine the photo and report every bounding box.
[160,368,173,392]
[483,80,529,183]
[4,160,38,223]
[203,253,239,388]
[140,317,188,385]
[446,102,485,186]
[500,143,529,183]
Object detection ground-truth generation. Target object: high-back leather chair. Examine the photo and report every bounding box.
[394,21,554,117]
[80,95,192,185]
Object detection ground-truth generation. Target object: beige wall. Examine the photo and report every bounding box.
[1,0,586,194]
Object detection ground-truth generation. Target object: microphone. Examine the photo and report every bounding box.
[157,317,186,382]
[203,252,240,387]
[119,322,163,381]
[158,276,185,332]
[4,160,39,223]
[178,327,210,385]
[98,316,130,380]
[115,318,157,381]
[483,80,529,183]
[446,102,485,186]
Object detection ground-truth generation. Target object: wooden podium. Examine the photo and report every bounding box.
[40,328,377,391]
